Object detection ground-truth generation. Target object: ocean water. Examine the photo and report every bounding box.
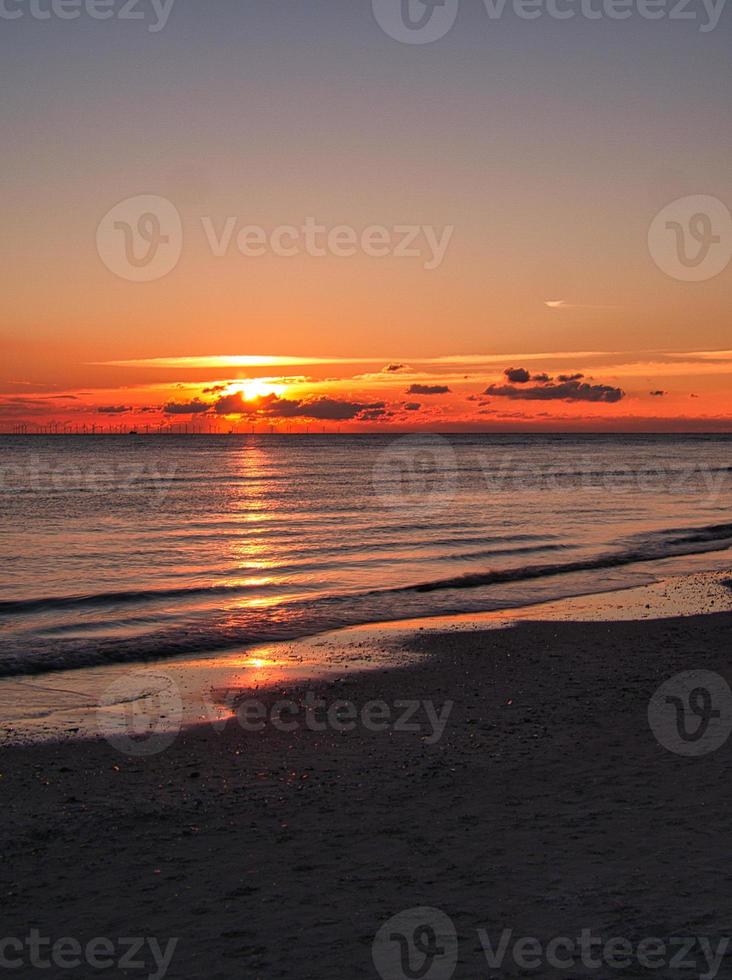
[1,433,731,677]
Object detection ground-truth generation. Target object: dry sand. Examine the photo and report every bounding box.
[2,572,732,978]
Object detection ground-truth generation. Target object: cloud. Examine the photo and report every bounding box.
[212,392,250,415]
[403,402,422,411]
[214,391,386,421]
[406,384,451,395]
[93,350,621,372]
[557,373,584,382]
[383,363,408,373]
[650,390,667,397]
[98,347,732,375]
[504,367,556,384]
[504,367,531,383]
[98,405,132,414]
[163,399,210,415]
[359,407,391,421]
[298,399,386,421]
[202,384,228,394]
[544,300,619,311]
[485,379,625,403]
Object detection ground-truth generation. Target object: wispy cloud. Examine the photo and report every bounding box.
[94,351,617,371]
[544,300,620,311]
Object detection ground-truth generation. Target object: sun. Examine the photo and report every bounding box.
[225,379,287,402]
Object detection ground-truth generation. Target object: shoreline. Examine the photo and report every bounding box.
[1,571,732,976]
[2,567,732,748]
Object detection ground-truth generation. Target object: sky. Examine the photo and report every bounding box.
[2,0,731,431]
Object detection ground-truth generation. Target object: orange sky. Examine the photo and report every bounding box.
[3,4,731,433]
[3,348,732,433]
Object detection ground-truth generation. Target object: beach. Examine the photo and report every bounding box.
[5,0,732,973]
[2,571,732,978]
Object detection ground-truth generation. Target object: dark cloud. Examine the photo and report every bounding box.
[557,373,584,382]
[650,390,667,397]
[163,399,210,415]
[504,367,531,383]
[358,407,391,421]
[49,395,79,400]
[0,397,63,417]
[98,405,132,414]
[213,392,251,415]
[383,363,408,373]
[282,398,387,421]
[406,384,451,395]
[505,367,557,383]
[203,384,228,394]
[403,402,422,411]
[484,379,625,403]
[214,391,386,421]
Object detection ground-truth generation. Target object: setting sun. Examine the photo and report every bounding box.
[225,380,287,402]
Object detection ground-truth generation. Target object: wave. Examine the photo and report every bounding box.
[404,524,732,592]
[1,518,731,678]
[401,522,732,593]
[0,542,569,617]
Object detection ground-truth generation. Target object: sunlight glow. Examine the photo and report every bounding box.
[225,379,287,401]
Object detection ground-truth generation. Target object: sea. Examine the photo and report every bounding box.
[1,433,731,677]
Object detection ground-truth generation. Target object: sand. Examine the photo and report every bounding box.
[2,572,732,978]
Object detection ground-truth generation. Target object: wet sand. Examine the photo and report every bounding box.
[2,572,732,978]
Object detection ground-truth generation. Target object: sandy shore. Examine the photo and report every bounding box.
[2,572,732,978]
